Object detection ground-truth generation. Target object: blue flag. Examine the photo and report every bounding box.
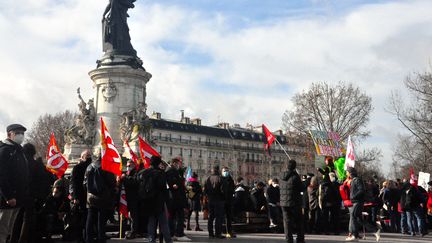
[186,166,192,181]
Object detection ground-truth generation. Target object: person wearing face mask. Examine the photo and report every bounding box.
[221,167,235,238]
[0,123,30,243]
[69,149,92,242]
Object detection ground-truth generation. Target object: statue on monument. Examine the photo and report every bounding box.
[65,88,96,145]
[120,102,151,142]
[102,0,137,57]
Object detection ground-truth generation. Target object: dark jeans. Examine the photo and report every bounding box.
[321,205,340,234]
[309,208,320,233]
[128,199,140,233]
[349,202,363,237]
[208,200,224,236]
[282,206,304,243]
[187,210,199,229]
[268,205,282,226]
[148,208,172,243]
[85,208,108,243]
[224,203,233,234]
[10,206,34,243]
[168,207,185,237]
[406,207,426,235]
[388,206,400,233]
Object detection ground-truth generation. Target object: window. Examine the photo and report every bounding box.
[158,146,162,154]
[189,149,192,157]
[158,133,162,139]
[180,148,183,156]
[199,150,202,158]
[168,134,172,141]
[198,137,202,143]
[169,147,173,155]
[179,135,182,141]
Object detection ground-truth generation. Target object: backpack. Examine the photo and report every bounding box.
[86,164,105,195]
[138,169,157,200]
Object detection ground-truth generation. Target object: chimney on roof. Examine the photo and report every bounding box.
[233,124,241,128]
[218,122,230,129]
[191,118,201,126]
[246,123,254,130]
[180,110,185,121]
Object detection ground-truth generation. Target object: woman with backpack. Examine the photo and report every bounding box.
[186,172,203,231]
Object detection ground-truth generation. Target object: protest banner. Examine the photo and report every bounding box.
[418,171,430,190]
[309,130,344,157]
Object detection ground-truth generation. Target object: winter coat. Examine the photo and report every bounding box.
[266,184,280,205]
[404,184,422,210]
[139,167,169,216]
[250,187,267,212]
[84,161,116,210]
[0,139,30,208]
[307,186,319,210]
[186,179,202,211]
[166,167,188,209]
[350,177,365,203]
[340,178,352,207]
[280,169,304,208]
[233,184,251,212]
[319,179,339,208]
[222,176,235,203]
[204,173,224,202]
[27,156,56,203]
[69,158,91,205]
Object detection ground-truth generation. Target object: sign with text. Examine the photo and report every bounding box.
[418,172,430,190]
[309,130,343,157]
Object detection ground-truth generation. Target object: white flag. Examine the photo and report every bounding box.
[344,135,355,169]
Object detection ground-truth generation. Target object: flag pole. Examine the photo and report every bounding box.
[275,138,291,160]
[119,214,123,239]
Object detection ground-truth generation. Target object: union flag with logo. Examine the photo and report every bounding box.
[46,132,68,178]
[262,124,276,155]
[138,136,160,169]
[100,117,122,176]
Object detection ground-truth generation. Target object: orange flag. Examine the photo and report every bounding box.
[46,132,69,178]
[138,136,160,169]
[100,117,122,176]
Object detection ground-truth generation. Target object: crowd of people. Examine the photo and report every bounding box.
[1,123,432,243]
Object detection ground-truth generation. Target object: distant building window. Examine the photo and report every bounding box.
[168,134,172,141]
[179,135,182,141]
[198,137,202,143]
[242,132,245,137]
[199,150,202,158]
[158,133,162,139]
[189,149,192,157]
[180,148,183,156]
[158,146,162,154]
[169,147,173,155]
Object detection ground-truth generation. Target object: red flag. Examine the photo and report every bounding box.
[46,132,68,178]
[100,117,122,176]
[119,185,128,218]
[262,124,276,155]
[125,140,139,170]
[138,136,160,169]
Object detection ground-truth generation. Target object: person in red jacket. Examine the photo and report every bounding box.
[427,181,432,229]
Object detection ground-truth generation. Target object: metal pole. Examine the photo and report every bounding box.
[274,138,291,160]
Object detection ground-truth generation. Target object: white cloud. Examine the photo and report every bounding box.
[1,0,432,174]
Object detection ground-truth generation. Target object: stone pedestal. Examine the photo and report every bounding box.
[89,56,152,151]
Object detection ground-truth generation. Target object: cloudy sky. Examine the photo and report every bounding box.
[1,0,432,173]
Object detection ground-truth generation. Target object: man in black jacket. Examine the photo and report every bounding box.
[69,149,92,242]
[280,160,305,243]
[166,158,190,241]
[267,178,281,228]
[221,167,235,237]
[346,167,365,241]
[0,124,30,243]
[204,166,225,239]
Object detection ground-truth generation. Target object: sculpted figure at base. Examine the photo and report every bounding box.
[65,88,96,145]
[120,102,151,142]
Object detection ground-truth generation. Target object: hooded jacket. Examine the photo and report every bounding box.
[0,139,30,208]
[280,169,304,207]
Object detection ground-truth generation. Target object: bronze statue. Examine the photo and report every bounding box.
[102,0,137,56]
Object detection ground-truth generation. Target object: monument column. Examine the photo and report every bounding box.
[89,61,151,148]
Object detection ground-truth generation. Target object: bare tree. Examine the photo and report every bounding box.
[389,72,432,154]
[283,81,372,143]
[283,81,382,170]
[26,110,76,158]
[390,134,432,179]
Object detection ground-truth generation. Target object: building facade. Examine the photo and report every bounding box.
[149,112,315,185]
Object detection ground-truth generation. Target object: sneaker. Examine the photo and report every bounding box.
[269,223,277,228]
[176,236,192,242]
[374,231,380,242]
[345,236,358,242]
